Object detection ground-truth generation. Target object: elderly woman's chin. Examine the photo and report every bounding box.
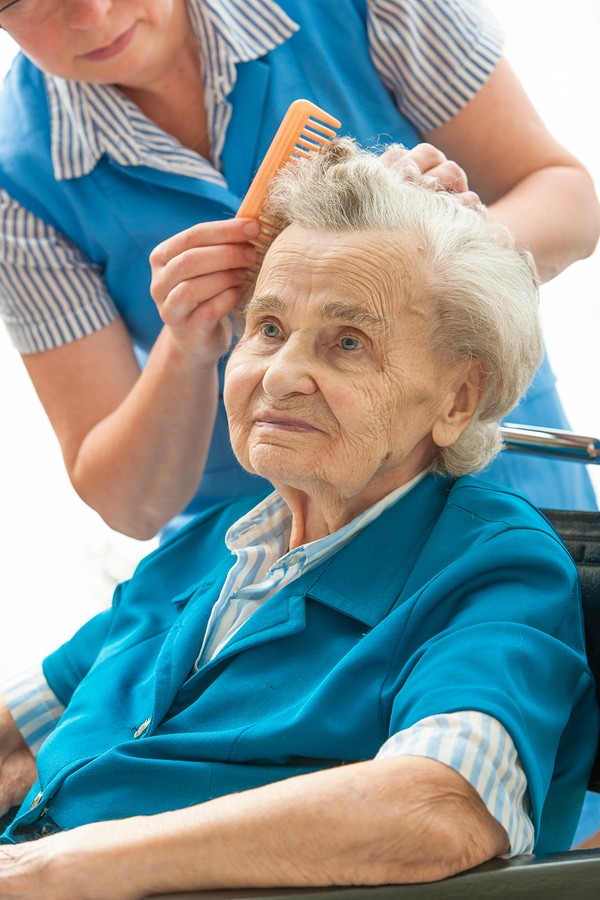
[239,436,320,487]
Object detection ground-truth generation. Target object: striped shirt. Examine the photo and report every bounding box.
[3,477,533,855]
[0,0,503,352]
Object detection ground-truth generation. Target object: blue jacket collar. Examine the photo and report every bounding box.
[149,474,453,721]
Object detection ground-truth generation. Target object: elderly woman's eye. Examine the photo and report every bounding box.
[339,335,362,351]
[261,322,282,338]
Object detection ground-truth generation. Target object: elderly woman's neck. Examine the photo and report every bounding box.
[287,503,332,550]
[278,484,388,549]
[271,455,435,547]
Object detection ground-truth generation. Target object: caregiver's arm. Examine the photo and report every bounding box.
[426,57,600,282]
[21,218,260,540]
[0,756,508,899]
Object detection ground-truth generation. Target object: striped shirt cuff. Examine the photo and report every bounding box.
[2,664,65,756]
[376,711,534,856]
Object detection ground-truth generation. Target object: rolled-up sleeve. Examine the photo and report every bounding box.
[366,0,504,131]
[0,188,118,354]
[377,710,534,856]
[2,664,64,756]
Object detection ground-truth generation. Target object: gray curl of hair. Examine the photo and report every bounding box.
[260,137,543,477]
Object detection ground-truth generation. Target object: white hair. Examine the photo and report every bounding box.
[261,138,543,475]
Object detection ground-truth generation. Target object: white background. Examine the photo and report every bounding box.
[1,0,600,679]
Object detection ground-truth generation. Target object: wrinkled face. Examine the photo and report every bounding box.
[0,0,186,86]
[225,224,470,508]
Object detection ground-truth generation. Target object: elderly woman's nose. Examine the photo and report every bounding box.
[64,0,114,28]
[261,339,318,398]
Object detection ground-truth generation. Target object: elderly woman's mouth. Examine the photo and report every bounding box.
[253,414,323,433]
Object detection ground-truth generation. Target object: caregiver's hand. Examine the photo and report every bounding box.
[150,217,260,365]
[382,143,482,207]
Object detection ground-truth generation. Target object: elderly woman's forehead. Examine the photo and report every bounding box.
[261,224,424,284]
[251,226,429,328]
[272,222,416,252]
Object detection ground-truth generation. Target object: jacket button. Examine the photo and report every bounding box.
[134,717,151,738]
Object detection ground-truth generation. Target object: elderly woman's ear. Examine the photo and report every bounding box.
[431,360,487,449]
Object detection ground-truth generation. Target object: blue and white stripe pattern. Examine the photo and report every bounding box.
[0,0,503,354]
[2,664,65,756]
[45,0,298,181]
[0,192,117,353]
[377,711,534,855]
[366,0,503,132]
[188,0,299,166]
[45,77,227,185]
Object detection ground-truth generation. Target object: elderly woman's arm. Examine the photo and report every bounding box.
[0,694,36,818]
[426,57,600,283]
[0,756,508,899]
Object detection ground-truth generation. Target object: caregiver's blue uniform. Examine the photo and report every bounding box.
[0,0,594,519]
[2,475,597,853]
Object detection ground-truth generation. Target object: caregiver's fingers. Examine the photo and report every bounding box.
[381,143,482,203]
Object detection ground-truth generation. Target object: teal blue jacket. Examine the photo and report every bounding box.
[4,475,598,852]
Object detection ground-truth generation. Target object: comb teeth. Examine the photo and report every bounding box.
[242,211,284,295]
[236,99,341,294]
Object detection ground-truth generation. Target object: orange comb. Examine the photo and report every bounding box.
[236,99,341,292]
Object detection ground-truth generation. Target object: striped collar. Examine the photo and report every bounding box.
[43,0,299,181]
[226,471,428,573]
[197,471,427,663]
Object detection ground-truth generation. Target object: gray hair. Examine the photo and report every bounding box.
[261,138,543,476]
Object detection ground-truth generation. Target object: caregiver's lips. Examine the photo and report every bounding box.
[79,24,137,62]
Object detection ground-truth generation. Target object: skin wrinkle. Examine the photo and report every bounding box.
[225,224,481,543]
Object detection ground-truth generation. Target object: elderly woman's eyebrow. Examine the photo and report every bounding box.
[246,295,388,332]
[245,294,285,316]
[318,301,389,331]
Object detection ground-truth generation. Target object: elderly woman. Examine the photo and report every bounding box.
[0,141,596,898]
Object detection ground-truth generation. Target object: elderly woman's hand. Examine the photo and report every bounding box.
[381,143,482,207]
[0,821,142,900]
[149,218,261,366]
